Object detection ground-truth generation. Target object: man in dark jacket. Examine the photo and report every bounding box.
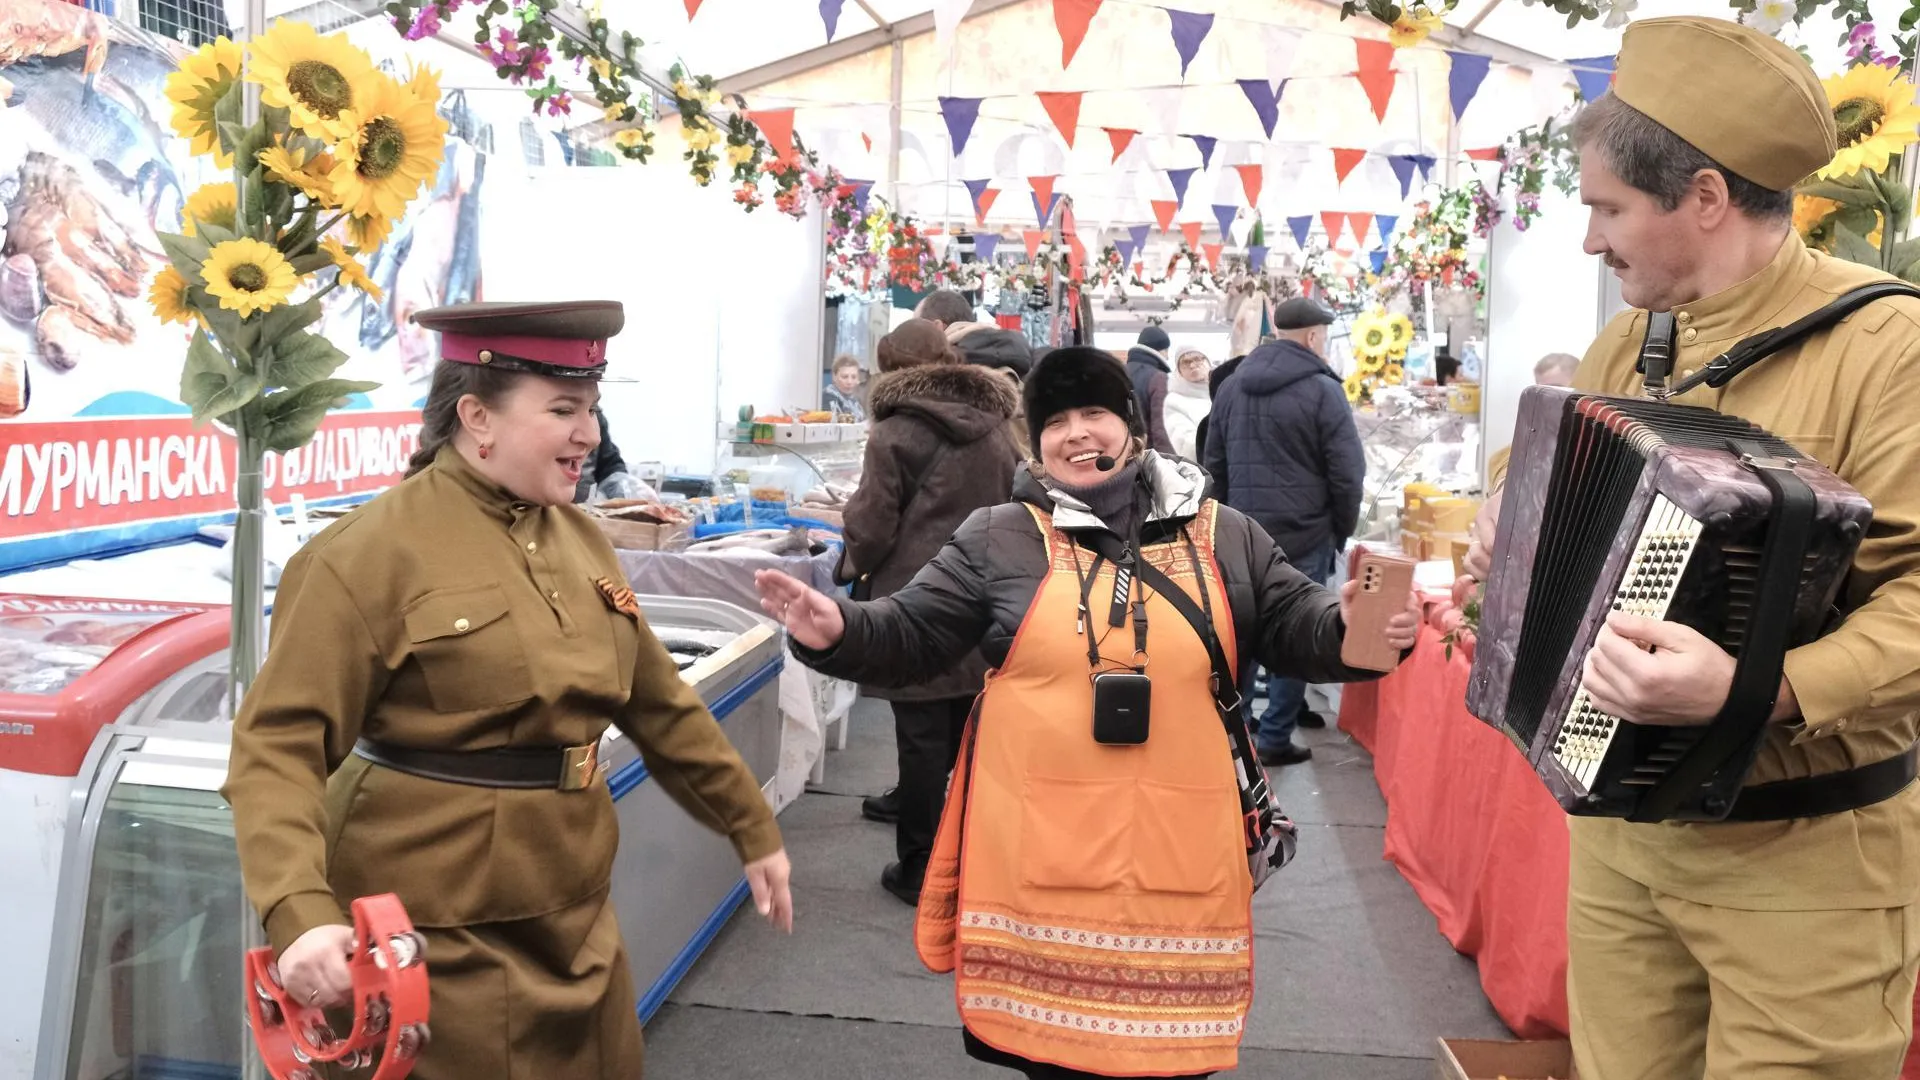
[1192,353,1246,498]
[836,359,1021,904]
[1125,325,1176,455]
[1204,298,1366,765]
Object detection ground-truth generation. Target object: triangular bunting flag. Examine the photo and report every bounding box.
[1465,147,1502,161]
[1375,213,1397,240]
[861,132,873,153]
[1320,211,1346,246]
[975,188,1000,226]
[1212,204,1237,244]
[745,108,796,162]
[1567,55,1616,103]
[1115,238,1137,267]
[1053,0,1103,68]
[1181,221,1202,248]
[1354,39,1397,123]
[1033,192,1062,227]
[1128,223,1151,251]
[1234,163,1263,208]
[1165,9,1213,77]
[1103,127,1138,162]
[1036,91,1083,148]
[819,0,846,40]
[1332,148,1367,184]
[1412,154,1437,180]
[1167,167,1197,207]
[1388,155,1417,199]
[1144,88,1184,135]
[1369,249,1387,274]
[1152,199,1178,233]
[1201,242,1222,268]
[1349,212,1374,245]
[1029,176,1058,227]
[1446,51,1491,122]
[1286,215,1312,248]
[1023,229,1046,259]
[1238,79,1285,138]
[939,96,983,155]
[964,178,991,206]
[1263,25,1301,81]
[1185,134,1217,169]
[934,0,975,54]
[685,0,702,17]
[1248,245,1270,272]
[974,233,1000,262]
[847,179,875,212]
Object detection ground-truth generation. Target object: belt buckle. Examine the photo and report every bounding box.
[559,742,599,791]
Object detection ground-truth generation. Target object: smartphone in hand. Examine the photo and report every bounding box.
[1341,549,1417,672]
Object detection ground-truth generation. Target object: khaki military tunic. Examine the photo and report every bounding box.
[1565,233,1920,1077]
[222,445,781,1078]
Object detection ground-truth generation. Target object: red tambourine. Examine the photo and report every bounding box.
[244,894,432,1080]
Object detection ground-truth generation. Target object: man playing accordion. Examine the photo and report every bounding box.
[1467,17,1920,1079]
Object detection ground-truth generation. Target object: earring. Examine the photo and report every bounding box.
[478,443,491,460]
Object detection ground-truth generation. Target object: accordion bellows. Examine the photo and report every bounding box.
[1467,386,1870,821]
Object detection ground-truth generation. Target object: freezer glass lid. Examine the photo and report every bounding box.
[0,609,183,696]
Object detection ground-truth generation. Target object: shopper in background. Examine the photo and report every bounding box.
[824,353,868,420]
[836,319,1021,904]
[754,345,1419,1080]
[915,288,1035,458]
[1205,297,1365,766]
[1124,325,1176,455]
[1533,351,1579,386]
[221,301,791,1080]
[1164,346,1213,461]
[1191,352,1246,498]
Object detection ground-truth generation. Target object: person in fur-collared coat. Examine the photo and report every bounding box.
[837,339,1021,903]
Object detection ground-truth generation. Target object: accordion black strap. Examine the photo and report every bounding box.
[1661,281,1920,398]
[1722,744,1920,821]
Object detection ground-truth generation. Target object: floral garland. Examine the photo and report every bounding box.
[1363,187,1484,305]
[1489,117,1579,232]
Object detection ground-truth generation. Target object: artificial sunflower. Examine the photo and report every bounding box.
[182,182,238,237]
[201,238,298,318]
[319,237,383,301]
[1343,372,1365,403]
[1383,363,1404,385]
[148,267,201,328]
[1352,312,1392,359]
[406,62,442,108]
[247,20,381,142]
[330,74,449,222]
[258,143,338,204]
[1385,313,1415,351]
[1793,193,1843,246]
[1816,64,1920,180]
[347,213,394,252]
[1357,350,1387,373]
[165,36,243,168]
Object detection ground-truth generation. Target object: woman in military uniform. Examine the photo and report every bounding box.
[221,300,793,1078]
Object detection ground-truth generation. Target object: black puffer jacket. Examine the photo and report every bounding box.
[1203,340,1364,560]
[836,362,1021,701]
[795,452,1382,693]
[1125,346,1175,454]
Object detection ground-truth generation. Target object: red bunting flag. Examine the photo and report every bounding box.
[1024,229,1047,259]
[1348,212,1374,245]
[1103,127,1138,163]
[1320,211,1346,246]
[974,187,1000,226]
[1180,221,1202,248]
[1201,242,1222,268]
[1354,38,1397,122]
[1465,147,1503,161]
[1234,164,1264,208]
[685,0,702,17]
[1151,200,1178,233]
[1036,91,1083,148]
[1053,0,1104,68]
[745,108,796,163]
[1029,174,1058,209]
[861,132,873,153]
[1332,148,1367,184]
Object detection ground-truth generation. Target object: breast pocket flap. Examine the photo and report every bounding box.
[404,584,513,645]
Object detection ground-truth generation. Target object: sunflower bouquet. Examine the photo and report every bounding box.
[1343,307,1415,405]
[154,21,447,453]
[1794,62,1920,279]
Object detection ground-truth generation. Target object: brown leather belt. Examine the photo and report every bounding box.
[1721,746,1919,821]
[353,737,601,791]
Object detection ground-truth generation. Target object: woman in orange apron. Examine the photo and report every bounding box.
[756,347,1420,1079]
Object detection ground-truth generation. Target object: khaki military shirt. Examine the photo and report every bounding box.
[1570,233,1920,909]
[223,446,782,951]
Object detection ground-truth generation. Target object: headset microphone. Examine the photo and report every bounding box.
[1094,455,1117,471]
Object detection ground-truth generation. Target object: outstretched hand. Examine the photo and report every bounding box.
[753,570,846,651]
[744,849,795,933]
[1339,578,1424,654]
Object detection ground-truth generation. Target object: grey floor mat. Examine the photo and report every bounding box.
[660,692,1509,1070]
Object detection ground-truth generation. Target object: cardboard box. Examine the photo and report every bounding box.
[1401,531,1426,559]
[594,516,690,552]
[1434,1038,1578,1080]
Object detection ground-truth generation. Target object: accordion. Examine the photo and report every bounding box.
[1466,387,1871,822]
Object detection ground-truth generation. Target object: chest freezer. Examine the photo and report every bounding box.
[21,592,783,1080]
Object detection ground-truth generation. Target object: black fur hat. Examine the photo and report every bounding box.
[1023,347,1143,453]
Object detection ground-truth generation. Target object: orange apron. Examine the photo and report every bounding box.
[916,502,1255,1077]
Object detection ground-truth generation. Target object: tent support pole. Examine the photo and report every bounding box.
[888,39,904,207]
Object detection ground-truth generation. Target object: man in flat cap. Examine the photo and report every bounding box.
[1205,296,1364,765]
[1464,16,1920,1077]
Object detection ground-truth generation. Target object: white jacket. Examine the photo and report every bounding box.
[1164,375,1211,461]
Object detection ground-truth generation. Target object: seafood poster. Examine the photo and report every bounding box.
[0,0,490,569]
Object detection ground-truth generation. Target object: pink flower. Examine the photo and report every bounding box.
[404,5,442,40]
[546,91,572,116]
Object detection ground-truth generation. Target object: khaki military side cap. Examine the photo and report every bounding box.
[1611,16,1837,190]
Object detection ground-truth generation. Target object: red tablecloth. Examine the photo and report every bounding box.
[1346,626,1920,1074]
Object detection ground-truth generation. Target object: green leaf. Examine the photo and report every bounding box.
[290,252,334,275]
[214,81,244,160]
[259,379,381,453]
[194,220,239,247]
[198,301,260,365]
[257,298,325,350]
[263,327,349,391]
[1795,178,1883,207]
[1832,223,1882,267]
[1888,237,1920,271]
[157,231,213,276]
[180,330,266,425]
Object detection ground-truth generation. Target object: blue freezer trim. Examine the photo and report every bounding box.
[636,877,753,1026]
[0,493,373,574]
[606,655,782,801]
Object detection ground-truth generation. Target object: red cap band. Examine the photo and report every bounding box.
[440,332,605,369]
